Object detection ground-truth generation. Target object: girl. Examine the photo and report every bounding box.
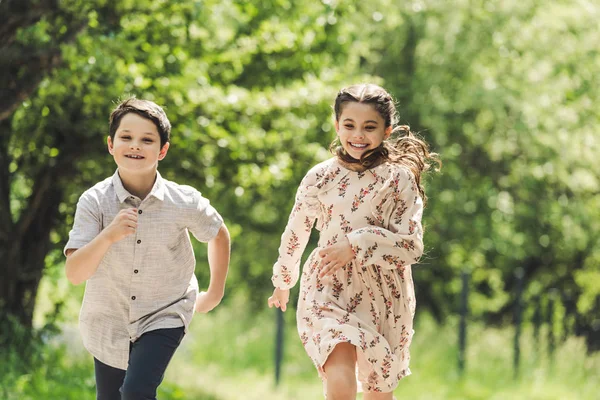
[268,84,439,399]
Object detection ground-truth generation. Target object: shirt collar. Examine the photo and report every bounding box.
[111,170,166,203]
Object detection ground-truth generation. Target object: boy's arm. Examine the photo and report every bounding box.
[65,208,138,285]
[195,224,230,313]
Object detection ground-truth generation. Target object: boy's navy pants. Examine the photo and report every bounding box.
[94,327,185,400]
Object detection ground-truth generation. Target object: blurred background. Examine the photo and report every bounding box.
[1,0,599,399]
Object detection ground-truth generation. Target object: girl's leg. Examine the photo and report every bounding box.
[322,342,357,400]
[94,357,126,400]
[120,327,185,400]
[363,391,395,400]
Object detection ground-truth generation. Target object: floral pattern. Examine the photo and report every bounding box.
[272,158,424,393]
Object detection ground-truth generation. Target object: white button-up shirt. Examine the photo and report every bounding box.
[64,170,223,369]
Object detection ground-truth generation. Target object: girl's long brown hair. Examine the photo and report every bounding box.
[330,84,440,204]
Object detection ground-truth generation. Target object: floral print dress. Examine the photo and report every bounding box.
[272,157,424,393]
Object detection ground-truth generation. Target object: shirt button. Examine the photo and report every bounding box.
[134,269,139,274]
[138,210,142,214]
[137,239,141,244]
[131,296,136,300]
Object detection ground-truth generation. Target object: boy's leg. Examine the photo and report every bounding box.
[120,327,185,400]
[94,357,126,400]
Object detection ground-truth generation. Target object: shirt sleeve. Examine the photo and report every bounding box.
[271,167,321,290]
[64,191,102,255]
[346,167,424,270]
[187,192,224,242]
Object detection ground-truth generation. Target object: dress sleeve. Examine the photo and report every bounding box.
[346,166,424,270]
[271,167,322,290]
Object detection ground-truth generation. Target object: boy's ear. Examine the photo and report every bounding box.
[158,142,170,161]
[107,136,114,154]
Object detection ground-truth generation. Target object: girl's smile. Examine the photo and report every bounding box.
[335,102,391,160]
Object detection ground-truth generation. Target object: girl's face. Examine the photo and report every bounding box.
[335,102,392,160]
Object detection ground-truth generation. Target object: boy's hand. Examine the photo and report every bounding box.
[318,236,355,278]
[195,290,223,313]
[268,288,290,312]
[102,208,138,243]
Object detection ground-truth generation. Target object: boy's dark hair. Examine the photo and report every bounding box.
[109,98,171,147]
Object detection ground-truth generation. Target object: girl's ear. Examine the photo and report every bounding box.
[107,136,114,155]
[158,142,170,161]
[384,126,392,139]
[335,120,340,134]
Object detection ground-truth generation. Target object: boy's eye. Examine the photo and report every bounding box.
[143,138,154,143]
[121,135,131,140]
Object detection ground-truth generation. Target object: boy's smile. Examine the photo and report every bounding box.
[335,102,391,160]
[107,113,169,174]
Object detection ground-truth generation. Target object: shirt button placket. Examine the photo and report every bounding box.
[132,206,142,307]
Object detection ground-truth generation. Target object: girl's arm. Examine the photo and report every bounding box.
[271,167,321,290]
[195,224,230,313]
[346,167,424,270]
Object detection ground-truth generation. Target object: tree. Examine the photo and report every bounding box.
[0,0,373,339]
[0,0,130,332]
[359,0,600,349]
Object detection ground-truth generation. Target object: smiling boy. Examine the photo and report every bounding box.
[64,98,230,400]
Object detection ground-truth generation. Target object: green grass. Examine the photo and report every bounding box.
[162,296,600,400]
[6,288,599,399]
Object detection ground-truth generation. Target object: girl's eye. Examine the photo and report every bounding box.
[344,124,354,129]
[366,126,376,131]
[121,136,131,140]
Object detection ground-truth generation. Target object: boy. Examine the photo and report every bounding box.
[64,98,230,400]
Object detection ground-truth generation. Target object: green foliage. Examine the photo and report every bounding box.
[3,0,600,356]
[350,0,600,338]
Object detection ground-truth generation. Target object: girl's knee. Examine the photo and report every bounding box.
[324,361,357,398]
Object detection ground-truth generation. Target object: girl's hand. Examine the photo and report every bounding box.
[318,237,355,278]
[195,290,223,313]
[268,288,290,312]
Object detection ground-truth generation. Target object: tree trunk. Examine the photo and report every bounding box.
[1,174,64,329]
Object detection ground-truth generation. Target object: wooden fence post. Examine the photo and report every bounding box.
[458,270,469,374]
[275,308,284,386]
[547,290,557,360]
[532,295,542,359]
[513,267,524,378]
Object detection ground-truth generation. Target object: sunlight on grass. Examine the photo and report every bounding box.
[163,297,600,400]
[30,283,600,400]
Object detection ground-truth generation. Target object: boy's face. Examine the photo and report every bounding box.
[107,113,169,174]
[335,102,391,161]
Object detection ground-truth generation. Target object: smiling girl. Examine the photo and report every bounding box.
[268,84,439,399]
